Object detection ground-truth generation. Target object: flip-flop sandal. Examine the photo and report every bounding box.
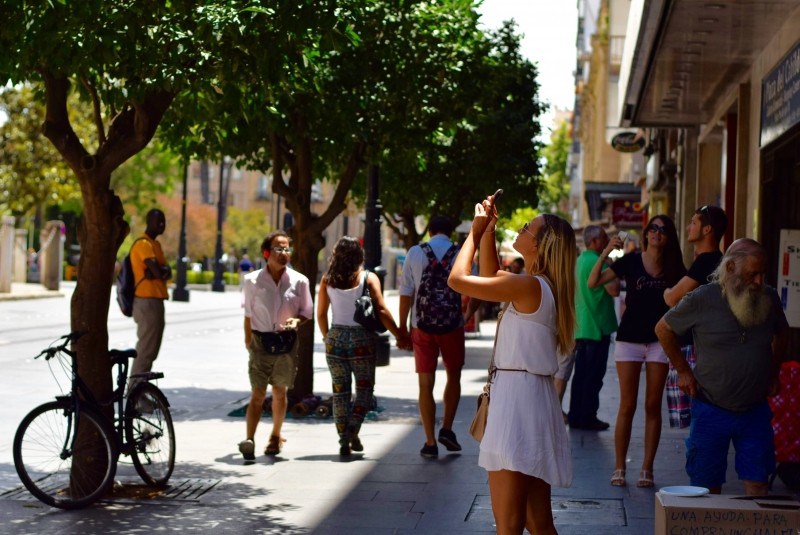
[637,470,654,488]
[610,469,626,486]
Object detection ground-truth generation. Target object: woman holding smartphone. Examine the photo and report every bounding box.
[449,194,576,535]
[587,215,685,488]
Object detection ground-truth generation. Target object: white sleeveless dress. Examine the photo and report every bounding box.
[478,276,572,487]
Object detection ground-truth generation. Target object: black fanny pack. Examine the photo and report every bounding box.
[255,330,297,355]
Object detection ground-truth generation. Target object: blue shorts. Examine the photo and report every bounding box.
[685,399,775,487]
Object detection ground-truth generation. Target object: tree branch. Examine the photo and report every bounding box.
[39,69,90,178]
[97,89,175,176]
[317,141,367,230]
[80,75,106,146]
[382,212,403,236]
[269,132,293,199]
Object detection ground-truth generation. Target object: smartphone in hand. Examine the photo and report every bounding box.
[617,231,628,248]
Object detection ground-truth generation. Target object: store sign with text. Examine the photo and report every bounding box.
[761,40,800,147]
[612,200,644,228]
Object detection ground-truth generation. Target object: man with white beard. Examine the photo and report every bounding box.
[655,238,789,495]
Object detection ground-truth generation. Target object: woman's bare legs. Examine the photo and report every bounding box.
[525,475,557,535]
[488,469,557,534]
[641,362,669,474]
[614,361,643,473]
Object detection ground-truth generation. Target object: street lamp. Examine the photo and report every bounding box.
[172,163,190,302]
[363,163,390,366]
[212,157,231,292]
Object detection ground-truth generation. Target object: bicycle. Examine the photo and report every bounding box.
[12,332,175,509]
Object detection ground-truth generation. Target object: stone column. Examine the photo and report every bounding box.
[13,228,28,283]
[0,216,14,293]
[40,220,65,291]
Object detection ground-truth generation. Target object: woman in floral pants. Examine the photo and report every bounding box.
[317,237,408,455]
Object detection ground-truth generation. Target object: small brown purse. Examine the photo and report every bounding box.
[469,306,505,442]
[469,381,492,442]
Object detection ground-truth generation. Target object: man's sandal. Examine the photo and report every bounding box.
[637,470,654,488]
[265,435,285,456]
[610,469,626,486]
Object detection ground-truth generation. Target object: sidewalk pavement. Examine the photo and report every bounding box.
[0,286,791,534]
[0,282,63,301]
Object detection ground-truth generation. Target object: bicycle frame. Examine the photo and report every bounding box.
[16,332,174,508]
[46,333,140,455]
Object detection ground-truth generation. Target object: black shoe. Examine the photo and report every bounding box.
[339,444,351,456]
[350,436,364,452]
[238,439,256,461]
[420,443,439,458]
[437,428,462,451]
[573,419,610,431]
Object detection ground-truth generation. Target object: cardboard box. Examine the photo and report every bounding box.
[655,492,800,534]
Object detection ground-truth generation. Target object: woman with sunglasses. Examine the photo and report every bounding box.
[316,237,409,456]
[587,215,686,488]
[449,196,576,535]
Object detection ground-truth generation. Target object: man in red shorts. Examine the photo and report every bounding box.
[399,216,465,458]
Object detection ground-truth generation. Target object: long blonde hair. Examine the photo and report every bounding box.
[532,214,576,354]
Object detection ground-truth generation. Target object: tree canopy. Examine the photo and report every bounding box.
[0,0,546,402]
[0,0,362,422]
[159,0,495,395]
[376,21,545,246]
[0,85,86,217]
[537,119,571,218]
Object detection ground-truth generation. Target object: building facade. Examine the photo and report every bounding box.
[619,0,800,349]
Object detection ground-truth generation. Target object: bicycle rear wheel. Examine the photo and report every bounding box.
[13,401,117,509]
[125,383,175,486]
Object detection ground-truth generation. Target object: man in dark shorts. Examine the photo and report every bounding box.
[656,239,789,495]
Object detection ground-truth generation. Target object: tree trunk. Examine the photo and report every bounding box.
[270,127,365,399]
[39,71,172,499]
[71,183,129,409]
[287,224,324,398]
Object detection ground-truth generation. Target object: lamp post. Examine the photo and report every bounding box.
[363,163,390,366]
[172,164,190,302]
[212,157,230,292]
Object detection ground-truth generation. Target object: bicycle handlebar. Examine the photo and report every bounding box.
[35,331,86,360]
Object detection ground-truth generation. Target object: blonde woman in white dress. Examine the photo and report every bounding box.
[448,196,576,535]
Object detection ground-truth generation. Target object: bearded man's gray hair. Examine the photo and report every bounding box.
[709,238,766,293]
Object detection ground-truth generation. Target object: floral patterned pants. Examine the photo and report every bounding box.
[325,325,376,446]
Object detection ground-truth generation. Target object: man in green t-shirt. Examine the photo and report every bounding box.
[568,225,620,430]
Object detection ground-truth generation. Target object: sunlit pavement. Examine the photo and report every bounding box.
[0,282,785,534]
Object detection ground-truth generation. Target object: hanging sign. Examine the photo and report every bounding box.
[611,131,645,153]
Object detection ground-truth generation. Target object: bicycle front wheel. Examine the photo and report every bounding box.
[13,401,117,509]
[125,383,175,486]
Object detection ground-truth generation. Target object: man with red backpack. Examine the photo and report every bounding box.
[399,216,465,458]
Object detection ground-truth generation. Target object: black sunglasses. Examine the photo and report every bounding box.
[647,224,667,234]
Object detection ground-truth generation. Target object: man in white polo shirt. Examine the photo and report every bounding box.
[238,230,313,462]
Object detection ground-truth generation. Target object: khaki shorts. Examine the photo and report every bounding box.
[248,334,298,389]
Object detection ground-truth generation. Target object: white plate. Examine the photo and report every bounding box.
[659,486,710,497]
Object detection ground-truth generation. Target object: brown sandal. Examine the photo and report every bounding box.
[610,469,626,486]
[264,435,285,456]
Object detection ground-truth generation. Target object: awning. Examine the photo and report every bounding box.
[619,0,799,127]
